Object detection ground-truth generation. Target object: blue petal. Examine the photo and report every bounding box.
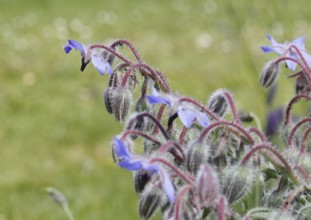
[91,54,112,76]
[119,159,143,171]
[151,85,160,96]
[147,95,171,106]
[266,34,278,46]
[292,36,305,49]
[113,137,131,158]
[177,108,196,128]
[195,111,209,127]
[64,45,72,53]
[68,39,84,53]
[261,46,274,53]
[285,60,297,72]
[159,169,175,203]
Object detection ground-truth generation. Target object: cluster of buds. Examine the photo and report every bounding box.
[64,35,311,219]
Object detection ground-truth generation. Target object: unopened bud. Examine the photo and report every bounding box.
[139,184,163,220]
[135,97,149,112]
[239,111,254,123]
[102,50,116,66]
[165,198,198,220]
[186,141,210,174]
[46,187,68,208]
[222,166,253,204]
[208,90,228,117]
[295,73,309,95]
[103,87,116,114]
[194,164,219,207]
[259,61,280,88]
[113,88,132,121]
[134,170,151,193]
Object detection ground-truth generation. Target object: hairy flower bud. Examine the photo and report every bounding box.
[113,88,132,121]
[135,97,149,112]
[222,166,253,204]
[165,199,198,220]
[139,184,163,220]
[103,87,116,114]
[295,73,309,95]
[259,61,280,88]
[194,164,220,207]
[186,141,210,174]
[208,90,228,117]
[134,170,151,193]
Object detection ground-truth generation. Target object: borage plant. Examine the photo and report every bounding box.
[63,35,311,219]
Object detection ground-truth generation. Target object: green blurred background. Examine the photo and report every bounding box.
[1,0,311,219]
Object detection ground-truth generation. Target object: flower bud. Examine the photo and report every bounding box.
[186,141,210,174]
[165,199,198,220]
[295,73,309,95]
[113,88,132,121]
[259,61,280,88]
[208,90,228,117]
[194,164,219,207]
[139,184,163,220]
[135,97,149,112]
[222,166,253,204]
[239,111,254,123]
[126,114,146,140]
[103,87,116,114]
[46,187,68,208]
[134,170,151,193]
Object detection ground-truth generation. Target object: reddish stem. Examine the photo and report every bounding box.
[131,112,170,140]
[158,140,186,161]
[249,127,268,142]
[288,117,311,148]
[300,126,311,154]
[89,43,132,64]
[150,158,194,184]
[293,164,311,184]
[223,91,241,123]
[289,45,311,72]
[240,143,299,184]
[179,97,219,120]
[174,185,191,220]
[275,56,311,82]
[198,120,255,144]
[121,130,161,145]
[110,39,143,63]
[152,104,167,135]
[285,94,311,125]
[179,126,188,145]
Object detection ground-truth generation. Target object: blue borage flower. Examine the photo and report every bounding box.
[64,39,113,76]
[147,86,209,128]
[113,137,175,203]
[261,35,311,71]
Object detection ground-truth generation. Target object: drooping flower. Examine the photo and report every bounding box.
[261,35,311,71]
[64,39,113,76]
[147,86,209,128]
[113,137,175,203]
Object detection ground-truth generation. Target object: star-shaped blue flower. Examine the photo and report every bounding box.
[64,39,113,76]
[147,86,209,128]
[261,35,311,71]
[113,137,175,203]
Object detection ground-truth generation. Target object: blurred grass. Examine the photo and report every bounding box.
[1,0,311,219]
